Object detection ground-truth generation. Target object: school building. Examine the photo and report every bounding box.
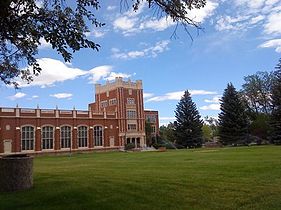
[0,78,159,155]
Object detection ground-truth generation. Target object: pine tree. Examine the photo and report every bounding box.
[174,90,203,148]
[270,59,281,145]
[218,83,249,145]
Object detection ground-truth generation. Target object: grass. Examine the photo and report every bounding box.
[1,146,281,210]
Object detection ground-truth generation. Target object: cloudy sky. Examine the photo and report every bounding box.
[1,0,281,125]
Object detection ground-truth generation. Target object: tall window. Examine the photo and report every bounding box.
[94,126,103,146]
[78,126,88,147]
[127,110,137,119]
[21,126,34,150]
[42,126,54,149]
[146,115,156,123]
[128,124,137,131]
[61,126,71,148]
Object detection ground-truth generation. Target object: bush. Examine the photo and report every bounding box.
[152,143,162,149]
[163,142,175,149]
[124,143,135,150]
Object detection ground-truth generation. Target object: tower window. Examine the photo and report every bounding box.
[127,124,137,131]
[127,98,135,105]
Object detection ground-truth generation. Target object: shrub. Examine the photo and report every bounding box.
[124,143,135,150]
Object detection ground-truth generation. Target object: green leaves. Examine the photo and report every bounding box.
[0,0,103,87]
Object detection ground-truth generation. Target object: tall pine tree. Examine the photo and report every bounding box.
[174,90,203,148]
[270,59,281,145]
[218,83,249,145]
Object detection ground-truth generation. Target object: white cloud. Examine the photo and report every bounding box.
[216,15,251,31]
[259,39,281,53]
[88,65,114,84]
[113,1,217,36]
[264,12,281,35]
[159,117,177,126]
[204,95,221,103]
[187,1,219,23]
[105,72,131,81]
[200,103,221,111]
[234,0,265,10]
[113,16,137,31]
[107,5,116,11]
[112,40,170,60]
[250,15,265,24]
[38,38,51,49]
[143,93,154,99]
[50,93,72,99]
[85,30,106,38]
[140,17,175,31]
[14,58,130,88]
[215,0,281,36]
[146,90,217,102]
[27,95,39,101]
[8,92,26,100]
[16,58,87,88]
[190,90,217,95]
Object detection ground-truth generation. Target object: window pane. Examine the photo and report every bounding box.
[21,126,34,151]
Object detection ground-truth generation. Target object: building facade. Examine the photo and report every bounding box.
[0,78,159,155]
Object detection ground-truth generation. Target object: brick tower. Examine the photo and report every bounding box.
[89,77,146,147]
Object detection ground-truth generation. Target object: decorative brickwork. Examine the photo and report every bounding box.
[0,78,159,155]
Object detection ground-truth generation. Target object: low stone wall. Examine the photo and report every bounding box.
[0,154,33,192]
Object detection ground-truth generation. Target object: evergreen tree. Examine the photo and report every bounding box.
[174,90,203,148]
[270,59,281,145]
[218,83,249,145]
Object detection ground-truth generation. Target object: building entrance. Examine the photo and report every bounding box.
[4,140,12,153]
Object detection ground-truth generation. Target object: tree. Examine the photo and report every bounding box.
[218,83,249,145]
[202,124,212,142]
[249,113,270,142]
[269,59,281,145]
[159,122,176,142]
[174,90,203,148]
[0,0,206,87]
[241,71,273,117]
[145,120,153,146]
[204,115,219,139]
[240,71,273,141]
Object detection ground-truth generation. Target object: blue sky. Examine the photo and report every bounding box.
[1,0,281,125]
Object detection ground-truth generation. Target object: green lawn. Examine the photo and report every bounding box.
[1,146,281,210]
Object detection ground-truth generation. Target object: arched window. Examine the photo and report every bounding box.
[42,126,54,149]
[78,126,88,148]
[94,126,103,146]
[61,126,71,148]
[21,126,34,151]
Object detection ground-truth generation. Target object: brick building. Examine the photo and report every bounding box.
[0,78,159,155]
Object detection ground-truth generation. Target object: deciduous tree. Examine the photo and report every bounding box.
[159,123,176,142]
[241,71,273,117]
[0,0,206,87]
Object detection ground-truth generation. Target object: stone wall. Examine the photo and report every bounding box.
[0,154,33,192]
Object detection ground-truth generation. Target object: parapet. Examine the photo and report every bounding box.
[95,77,143,94]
